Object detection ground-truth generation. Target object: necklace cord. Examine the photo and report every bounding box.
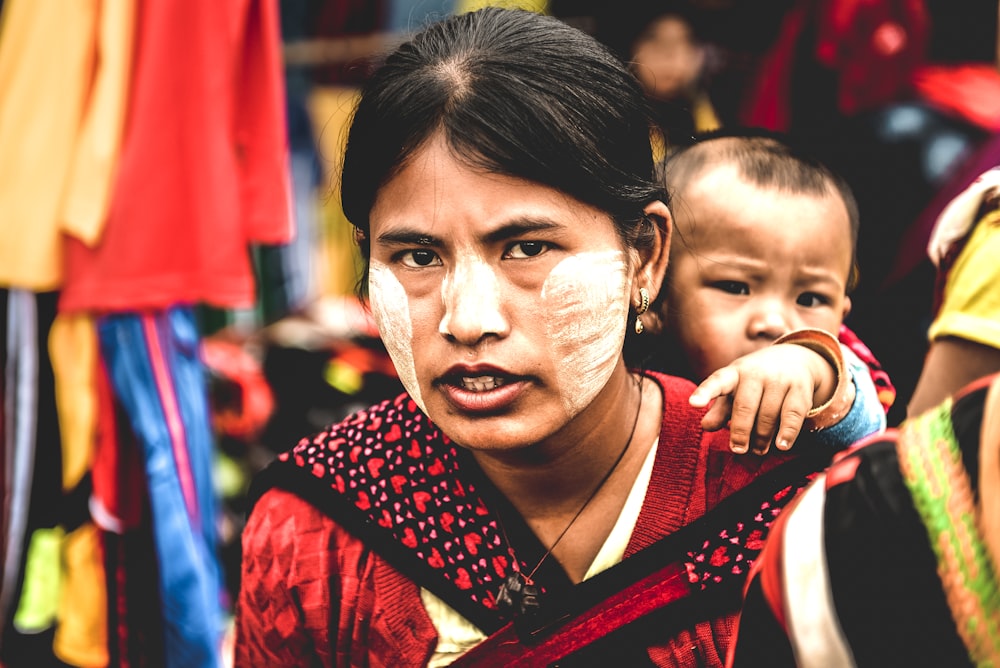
[518,373,646,582]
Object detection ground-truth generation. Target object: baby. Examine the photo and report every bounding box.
[636,131,890,451]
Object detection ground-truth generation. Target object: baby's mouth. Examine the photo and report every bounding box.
[459,376,507,392]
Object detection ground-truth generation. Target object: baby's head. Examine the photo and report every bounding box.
[649,132,859,381]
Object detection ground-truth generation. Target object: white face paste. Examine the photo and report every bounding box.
[542,250,631,415]
[368,262,424,411]
[438,249,506,339]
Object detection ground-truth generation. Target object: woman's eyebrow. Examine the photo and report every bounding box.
[375,229,442,246]
[376,218,565,246]
[482,218,563,244]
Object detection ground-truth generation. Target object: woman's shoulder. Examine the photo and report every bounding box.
[276,391,446,468]
[247,394,469,534]
[239,488,366,606]
[243,486,350,551]
[245,390,452,515]
[643,369,699,405]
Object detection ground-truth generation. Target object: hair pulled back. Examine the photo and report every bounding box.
[341,7,666,254]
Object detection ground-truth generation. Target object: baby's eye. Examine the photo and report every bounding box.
[505,241,550,259]
[797,292,830,308]
[712,280,749,295]
[399,249,443,268]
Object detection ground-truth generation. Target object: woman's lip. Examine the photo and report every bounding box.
[439,378,528,414]
[442,363,512,377]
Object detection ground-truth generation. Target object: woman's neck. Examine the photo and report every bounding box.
[471,372,664,580]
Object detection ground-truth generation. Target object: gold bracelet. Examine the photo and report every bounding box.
[773,328,853,432]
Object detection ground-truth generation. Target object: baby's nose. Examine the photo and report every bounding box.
[748,303,793,340]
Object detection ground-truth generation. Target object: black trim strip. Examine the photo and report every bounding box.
[250,444,832,641]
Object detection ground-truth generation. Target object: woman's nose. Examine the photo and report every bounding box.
[438,258,510,344]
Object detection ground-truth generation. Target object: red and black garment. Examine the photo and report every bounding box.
[248,372,837,663]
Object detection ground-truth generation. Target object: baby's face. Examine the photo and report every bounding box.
[665,165,853,381]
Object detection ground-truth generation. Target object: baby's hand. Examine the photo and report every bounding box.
[689,343,838,455]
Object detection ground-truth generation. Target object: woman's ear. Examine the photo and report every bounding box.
[635,200,672,307]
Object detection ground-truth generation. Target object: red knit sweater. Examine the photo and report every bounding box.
[234,372,798,667]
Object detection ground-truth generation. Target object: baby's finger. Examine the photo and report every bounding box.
[750,384,790,455]
[701,393,733,431]
[773,384,813,451]
[690,366,739,408]
[728,377,764,454]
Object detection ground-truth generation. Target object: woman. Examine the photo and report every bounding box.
[234,8,876,666]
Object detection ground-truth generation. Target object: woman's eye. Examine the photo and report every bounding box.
[797,292,830,308]
[400,249,442,268]
[712,280,749,295]
[505,241,549,259]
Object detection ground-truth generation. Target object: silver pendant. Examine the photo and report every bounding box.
[496,573,542,617]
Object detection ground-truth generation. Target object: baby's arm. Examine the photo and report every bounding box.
[690,329,884,454]
[811,344,886,447]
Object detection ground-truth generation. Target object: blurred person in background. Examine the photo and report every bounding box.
[626,4,721,151]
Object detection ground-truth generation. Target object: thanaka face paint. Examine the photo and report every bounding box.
[369,261,424,411]
[371,249,631,423]
[543,250,631,415]
[438,248,507,340]
[364,136,647,452]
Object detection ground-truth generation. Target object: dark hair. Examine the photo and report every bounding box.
[341,7,666,277]
[661,128,861,291]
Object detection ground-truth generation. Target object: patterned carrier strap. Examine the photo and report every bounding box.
[896,399,1000,666]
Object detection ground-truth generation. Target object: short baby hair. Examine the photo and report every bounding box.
[661,129,860,290]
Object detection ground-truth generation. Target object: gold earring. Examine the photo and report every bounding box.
[636,287,650,315]
[635,287,649,334]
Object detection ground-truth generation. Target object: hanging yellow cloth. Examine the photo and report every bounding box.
[55,523,109,668]
[48,313,109,666]
[50,314,99,491]
[61,0,137,247]
[307,85,366,298]
[0,0,134,290]
[454,1,549,14]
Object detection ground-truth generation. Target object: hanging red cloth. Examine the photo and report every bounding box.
[60,0,293,313]
[740,0,929,130]
[912,63,1000,131]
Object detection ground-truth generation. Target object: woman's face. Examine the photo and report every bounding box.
[367,136,638,453]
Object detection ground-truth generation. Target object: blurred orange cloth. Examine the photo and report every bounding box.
[0,0,134,291]
[54,523,108,668]
[49,314,99,492]
[48,315,109,665]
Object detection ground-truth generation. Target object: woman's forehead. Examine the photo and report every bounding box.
[370,139,616,242]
